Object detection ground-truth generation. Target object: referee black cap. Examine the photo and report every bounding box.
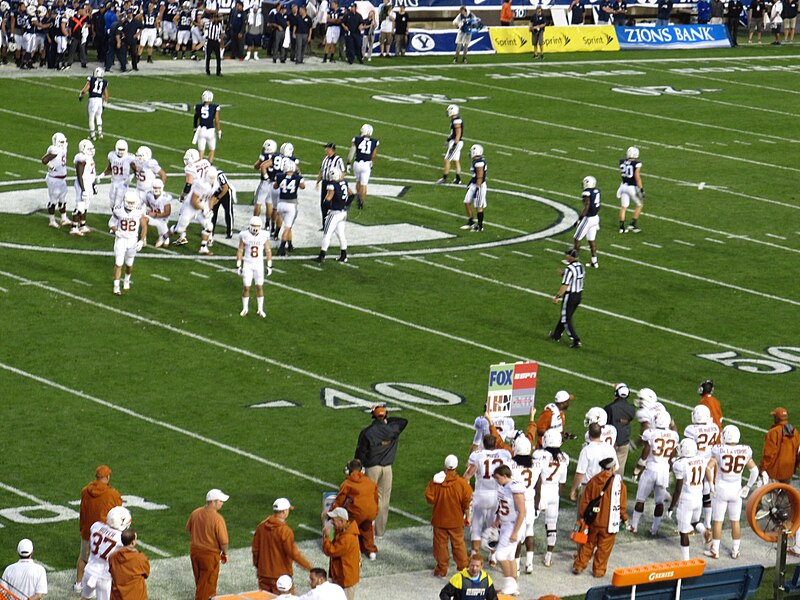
[325,142,336,149]
[565,248,579,259]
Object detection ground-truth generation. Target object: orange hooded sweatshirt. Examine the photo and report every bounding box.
[425,470,472,529]
[323,520,361,589]
[333,471,379,523]
[252,515,312,579]
[80,481,123,540]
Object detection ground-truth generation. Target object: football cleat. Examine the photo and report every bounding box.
[240,308,248,317]
[60,217,71,226]
[460,222,473,230]
[73,582,84,593]
[703,549,719,559]
[543,552,552,568]
[173,237,188,246]
[453,176,461,185]
[731,550,740,559]
[525,563,533,574]
[198,246,210,255]
[80,225,91,234]
[257,310,266,318]
[70,228,84,237]
[586,262,598,268]
[49,220,60,229]
[619,227,627,234]
[570,340,582,349]
[471,224,483,232]
[626,524,637,534]
[123,280,130,290]
[627,224,641,233]
[368,552,377,561]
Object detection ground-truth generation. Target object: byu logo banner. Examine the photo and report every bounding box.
[406,28,494,55]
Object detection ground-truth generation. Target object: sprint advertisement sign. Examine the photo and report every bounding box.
[490,25,619,53]
[487,361,539,418]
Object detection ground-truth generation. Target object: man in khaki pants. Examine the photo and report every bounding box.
[355,405,408,537]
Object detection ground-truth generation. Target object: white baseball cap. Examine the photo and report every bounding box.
[444,455,458,470]
[206,489,230,502]
[17,539,33,557]
[327,507,349,520]
[555,390,572,404]
[273,497,293,511]
[276,575,293,592]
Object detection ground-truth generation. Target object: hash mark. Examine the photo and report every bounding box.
[4,171,20,177]
[444,254,465,262]
[610,244,631,251]
[765,233,787,240]
[412,154,428,159]
[374,259,394,266]
[685,142,702,147]
[759,139,777,145]
[577,147,595,153]
[511,250,533,257]
[496,150,513,157]
[303,264,322,271]
[642,242,662,248]
[150,274,171,281]
[550,148,568,154]
[705,237,725,244]
[272,267,286,274]
[71,279,92,286]
[674,240,695,247]
[340,261,358,269]
[190,271,210,279]
[733,140,752,145]
[0,286,7,293]
[479,252,500,260]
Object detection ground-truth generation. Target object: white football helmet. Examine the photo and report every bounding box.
[446,104,459,117]
[584,407,608,428]
[280,142,294,157]
[692,404,712,425]
[182,0,190,7]
[262,139,277,154]
[115,140,128,157]
[513,435,532,457]
[360,123,373,137]
[480,526,499,552]
[722,424,740,445]
[470,144,483,158]
[654,410,671,430]
[8,42,17,52]
[201,90,214,103]
[135,146,152,164]
[205,167,219,186]
[678,438,698,458]
[78,139,95,157]
[328,166,342,181]
[249,216,262,235]
[284,159,296,173]
[106,506,132,531]
[37,5,46,16]
[627,146,640,160]
[542,429,562,449]
[26,4,35,16]
[52,132,67,149]
[614,382,630,400]
[0,1,10,12]
[636,387,658,409]
[123,192,138,211]
[583,175,596,189]
[183,148,200,165]
[151,179,164,197]
[94,66,104,79]
[64,7,75,18]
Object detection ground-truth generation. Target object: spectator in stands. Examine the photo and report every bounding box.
[697,0,711,23]
[287,4,299,61]
[785,0,797,40]
[727,0,743,45]
[569,0,586,24]
[425,455,472,578]
[244,3,262,60]
[322,507,360,599]
[331,460,379,559]
[500,0,513,25]
[378,0,394,57]
[394,4,409,55]
[656,0,672,25]
[362,9,376,61]
[710,0,724,23]
[299,568,347,600]
[597,0,614,23]
[295,5,313,64]
[2,539,47,600]
[109,529,150,600]
[252,497,312,594]
[529,6,546,60]
[612,0,629,25]
[439,554,498,600]
[229,0,246,60]
[748,0,766,41]
[342,2,364,64]
[604,383,635,475]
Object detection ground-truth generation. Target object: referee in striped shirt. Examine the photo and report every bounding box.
[316,142,345,229]
[205,13,224,76]
[551,248,585,348]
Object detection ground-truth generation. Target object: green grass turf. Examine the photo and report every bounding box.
[0,45,798,596]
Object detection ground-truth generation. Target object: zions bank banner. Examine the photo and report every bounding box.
[404,28,495,55]
[490,25,619,53]
[615,24,732,49]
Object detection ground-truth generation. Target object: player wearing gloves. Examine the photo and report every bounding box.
[704,425,759,559]
[193,90,222,163]
[683,404,720,532]
[42,132,72,228]
[172,161,216,254]
[110,192,148,296]
[667,439,710,560]
[236,216,272,318]
[533,430,568,568]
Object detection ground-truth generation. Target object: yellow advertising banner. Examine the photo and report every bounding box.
[489,25,620,54]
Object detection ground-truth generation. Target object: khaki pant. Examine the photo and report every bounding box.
[365,465,393,536]
[573,526,617,577]
[433,526,469,575]
[190,550,220,600]
[344,584,357,600]
[615,443,630,476]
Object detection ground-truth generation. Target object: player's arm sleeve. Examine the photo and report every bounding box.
[251,530,260,566]
[389,416,409,434]
[354,431,368,464]
[536,410,551,436]
[425,480,437,505]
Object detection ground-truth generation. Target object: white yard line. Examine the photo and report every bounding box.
[374,259,395,267]
[340,261,359,269]
[577,147,595,153]
[641,242,662,249]
[303,264,322,271]
[5,171,21,177]
[550,148,568,154]
[765,233,787,240]
[0,286,8,293]
[496,150,513,157]
[444,254,465,262]
[150,274,171,281]
[759,139,778,144]
[674,240,696,247]
[136,541,172,557]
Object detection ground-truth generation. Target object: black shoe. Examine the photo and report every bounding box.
[338,252,348,263]
[312,255,324,263]
[570,340,582,349]
[548,332,561,342]
[453,176,461,185]
[277,248,286,256]
[357,199,364,210]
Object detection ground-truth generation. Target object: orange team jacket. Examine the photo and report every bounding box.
[109,546,150,600]
[425,471,472,528]
[323,520,361,589]
[333,471,379,523]
[80,481,123,540]
[699,394,723,430]
[537,407,564,439]
[578,470,628,529]
[252,515,312,578]
[500,2,513,22]
[760,422,800,481]
[186,507,229,554]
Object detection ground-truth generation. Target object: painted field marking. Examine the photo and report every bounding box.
[0,286,7,293]
[375,259,395,267]
[71,279,92,287]
[705,238,725,244]
[610,244,631,251]
[412,154,428,160]
[605,145,620,151]
[367,246,388,252]
[445,254,465,262]
[298,523,321,535]
[19,280,47,285]
[5,172,20,177]
[272,267,287,274]
[136,542,172,558]
[642,242,662,249]
[479,252,500,260]
[150,274,171,281]
[302,264,322,271]
[577,147,595,153]
[759,139,778,144]
[0,149,43,164]
[511,250,533,257]
[674,240,696,247]
[340,261,359,269]
[550,148,568,154]
[711,142,727,146]
[190,271,210,279]
[685,142,702,147]
[765,233,787,240]
[496,150,513,157]
[734,140,752,145]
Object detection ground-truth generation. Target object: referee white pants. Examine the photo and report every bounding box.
[321,210,347,252]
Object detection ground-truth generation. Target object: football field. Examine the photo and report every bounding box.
[1,46,799,599]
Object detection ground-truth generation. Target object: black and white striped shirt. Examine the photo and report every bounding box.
[205,19,223,41]
[562,262,585,293]
[319,154,345,181]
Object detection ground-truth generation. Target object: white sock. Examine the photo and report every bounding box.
[711,539,720,554]
[631,510,642,529]
[703,507,712,528]
[680,545,690,560]
[651,516,662,533]
[242,297,248,311]
[695,523,706,535]
[123,274,130,285]
[257,296,264,312]
[732,539,741,553]
[515,557,520,571]
[526,551,533,565]
[113,279,120,289]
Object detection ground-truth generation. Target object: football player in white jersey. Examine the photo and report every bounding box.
[634,387,672,435]
[532,429,568,568]
[172,164,215,254]
[144,179,173,248]
[463,434,512,562]
[42,132,71,228]
[236,216,273,318]
[584,406,617,447]
[705,425,759,559]
[181,147,211,202]
[683,404,720,531]
[133,146,166,204]
[70,139,96,237]
[510,435,539,575]
[570,423,617,501]
[80,505,131,600]
[492,464,526,596]
[667,439,710,560]
[103,140,137,211]
[628,410,679,535]
[110,193,148,296]
[471,411,516,453]
[617,146,644,233]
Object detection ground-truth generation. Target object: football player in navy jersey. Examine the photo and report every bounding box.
[347,124,379,210]
[253,138,278,230]
[193,90,222,163]
[323,0,342,62]
[573,175,601,268]
[138,3,159,63]
[79,67,109,141]
[437,104,463,185]
[462,144,487,232]
[314,166,352,263]
[162,0,179,55]
[617,146,644,233]
[273,160,305,256]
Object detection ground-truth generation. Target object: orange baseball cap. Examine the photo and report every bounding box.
[371,405,387,419]
[772,407,788,420]
[95,465,112,478]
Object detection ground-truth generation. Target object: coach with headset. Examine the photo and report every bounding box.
[355,405,408,538]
